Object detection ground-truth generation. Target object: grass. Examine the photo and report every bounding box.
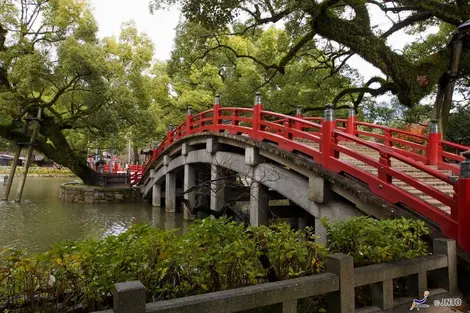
[0,166,75,176]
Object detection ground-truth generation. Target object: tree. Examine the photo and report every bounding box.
[159,21,356,127]
[0,1,164,184]
[150,0,470,135]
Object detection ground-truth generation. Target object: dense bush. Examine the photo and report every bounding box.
[322,216,429,266]
[0,216,429,312]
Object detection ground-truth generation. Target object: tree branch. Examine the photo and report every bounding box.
[332,77,399,105]
[381,12,433,38]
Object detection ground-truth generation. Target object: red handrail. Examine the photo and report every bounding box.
[141,102,470,253]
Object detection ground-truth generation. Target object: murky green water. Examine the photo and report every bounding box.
[0,176,189,252]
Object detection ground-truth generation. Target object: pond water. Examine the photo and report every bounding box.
[0,176,189,252]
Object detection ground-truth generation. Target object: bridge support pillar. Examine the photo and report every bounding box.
[184,163,196,220]
[165,172,176,213]
[314,218,328,245]
[210,163,225,212]
[249,180,269,226]
[152,182,162,207]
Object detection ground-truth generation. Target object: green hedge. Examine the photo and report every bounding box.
[0,216,429,312]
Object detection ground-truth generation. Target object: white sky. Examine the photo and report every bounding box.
[89,0,422,95]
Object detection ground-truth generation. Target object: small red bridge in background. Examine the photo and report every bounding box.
[135,93,470,254]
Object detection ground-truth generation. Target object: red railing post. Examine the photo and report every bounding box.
[212,94,221,132]
[186,105,192,136]
[321,104,336,168]
[283,121,293,140]
[384,129,392,146]
[252,92,264,139]
[378,151,392,184]
[347,104,356,136]
[232,109,239,127]
[426,120,440,166]
[295,106,303,131]
[457,151,470,252]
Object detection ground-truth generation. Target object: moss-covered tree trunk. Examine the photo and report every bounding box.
[0,117,98,186]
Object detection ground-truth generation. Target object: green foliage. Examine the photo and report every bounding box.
[321,216,429,266]
[150,0,470,136]
[160,22,355,127]
[250,223,326,279]
[0,217,430,312]
[0,1,170,183]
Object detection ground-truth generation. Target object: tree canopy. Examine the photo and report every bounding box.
[160,21,357,127]
[0,0,167,183]
[150,0,470,133]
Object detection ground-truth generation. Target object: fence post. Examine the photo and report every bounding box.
[433,238,458,293]
[321,104,336,169]
[282,300,297,313]
[426,120,441,166]
[186,105,192,136]
[327,253,355,313]
[457,152,470,252]
[252,92,264,140]
[212,94,221,132]
[371,279,394,310]
[295,106,303,131]
[346,104,356,136]
[112,281,146,313]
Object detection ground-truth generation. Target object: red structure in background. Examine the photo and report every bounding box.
[128,164,143,186]
[139,94,470,254]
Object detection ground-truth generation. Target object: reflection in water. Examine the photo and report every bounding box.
[0,176,189,252]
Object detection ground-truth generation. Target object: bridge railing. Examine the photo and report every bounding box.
[128,165,143,186]
[92,239,457,313]
[141,94,470,253]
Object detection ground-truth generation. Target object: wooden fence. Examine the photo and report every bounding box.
[92,238,460,313]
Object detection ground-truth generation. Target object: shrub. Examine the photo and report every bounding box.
[321,216,429,266]
[0,216,430,312]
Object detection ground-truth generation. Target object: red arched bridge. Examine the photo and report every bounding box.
[133,93,470,254]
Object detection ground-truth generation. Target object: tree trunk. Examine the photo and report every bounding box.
[133,146,139,164]
[0,117,99,186]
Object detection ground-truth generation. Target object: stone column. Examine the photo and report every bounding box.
[197,166,210,207]
[315,218,328,245]
[152,182,161,207]
[164,212,176,229]
[210,163,225,212]
[182,143,196,220]
[165,172,176,213]
[245,146,268,226]
[184,163,196,220]
[249,180,269,226]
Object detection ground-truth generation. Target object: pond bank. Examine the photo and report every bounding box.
[0,166,75,177]
[59,183,142,203]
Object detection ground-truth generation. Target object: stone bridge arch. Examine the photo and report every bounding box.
[141,133,417,243]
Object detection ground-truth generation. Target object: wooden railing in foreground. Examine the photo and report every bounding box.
[93,239,458,313]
